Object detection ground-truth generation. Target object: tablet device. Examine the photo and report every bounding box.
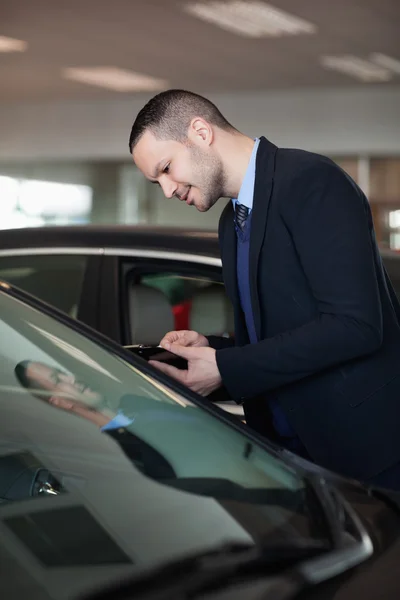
[124,345,188,370]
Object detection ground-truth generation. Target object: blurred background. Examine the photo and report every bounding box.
[0,0,399,248]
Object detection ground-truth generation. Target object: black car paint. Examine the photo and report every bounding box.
[0,225,221,255]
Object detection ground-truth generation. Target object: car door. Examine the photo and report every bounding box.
[0,251,102,330]
[96,251,241,415]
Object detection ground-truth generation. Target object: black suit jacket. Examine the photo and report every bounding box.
[209,136,400,481]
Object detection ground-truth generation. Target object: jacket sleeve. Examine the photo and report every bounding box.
[216,161,383,400]
[104,428,176,479]
[207,335,235,350]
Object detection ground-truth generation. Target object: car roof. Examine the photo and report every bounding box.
[0,225,220,258]
[1,225,399,265]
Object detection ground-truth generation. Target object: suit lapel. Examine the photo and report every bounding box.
[249,137,278,338]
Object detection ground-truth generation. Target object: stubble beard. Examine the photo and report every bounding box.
[189,144,227,213]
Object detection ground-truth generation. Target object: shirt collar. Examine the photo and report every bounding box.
[231,137,260,211]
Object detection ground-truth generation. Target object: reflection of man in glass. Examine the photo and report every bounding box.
[14,360,132,430]
[14,360,175,479]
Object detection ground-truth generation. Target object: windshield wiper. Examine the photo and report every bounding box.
[81,539,329,600]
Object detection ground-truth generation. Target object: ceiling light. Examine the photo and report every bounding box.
[0,35,27,52]
[63,67,168,92]
[320,55,392,82]
[370,53,400,75]
[184,1,317,37]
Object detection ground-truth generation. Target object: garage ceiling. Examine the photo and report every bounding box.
[0,0,399,103]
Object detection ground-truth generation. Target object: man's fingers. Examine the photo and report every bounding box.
[160,330,204,350]
[149,359,187,383]
[160,330,188,348]
[50,396,89,415]
[160,333,179,346]
[49,396,74,410]
[168,343,199,360]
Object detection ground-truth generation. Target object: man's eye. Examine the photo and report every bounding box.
[163,164,170,174]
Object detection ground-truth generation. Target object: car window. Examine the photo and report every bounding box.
[0,254,87,318]
[140,272,234,336]
[0,289,328,599]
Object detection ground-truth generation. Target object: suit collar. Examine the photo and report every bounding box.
[251,136,278,229]
[249,136,278,338]
[231,137,260,211]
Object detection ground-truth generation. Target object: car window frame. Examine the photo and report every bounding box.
[96,251,223,346]
[0,248,103,331]
[119,258,225,346]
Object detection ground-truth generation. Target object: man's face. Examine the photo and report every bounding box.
[132,129,225,213]
[24,362,103,409]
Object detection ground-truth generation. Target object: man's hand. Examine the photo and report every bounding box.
[160,330,209,349]
[149,344,222,396]
[49,396,110,428]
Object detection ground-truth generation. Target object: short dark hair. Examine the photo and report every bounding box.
[15,360,35,390]
[129,89,235,153]
[14,360,61,393]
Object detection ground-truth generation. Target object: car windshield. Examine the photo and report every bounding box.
[0,289,328,600]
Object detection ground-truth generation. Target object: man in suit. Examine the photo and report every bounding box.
[129,89,400,490]
[14,360,176,479]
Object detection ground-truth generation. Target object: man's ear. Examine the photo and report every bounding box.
[188,117,213,146]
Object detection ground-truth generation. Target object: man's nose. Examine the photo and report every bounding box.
[160,178,178,199]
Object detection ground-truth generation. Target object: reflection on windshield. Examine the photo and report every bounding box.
[4,505,133,567]
[16,360,108,422]
[0,291,330,600]
[12,356,323,541]
[14,359,177,480]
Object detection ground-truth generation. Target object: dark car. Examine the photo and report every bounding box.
[0,225,239,413]
[2,280,400,600]
[0,225,399,347]
[0,226,230,346]
[1,225,399,423]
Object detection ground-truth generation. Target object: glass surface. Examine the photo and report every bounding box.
[0,290,327,598]
[0,254,87,317]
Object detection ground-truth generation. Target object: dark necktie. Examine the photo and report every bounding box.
[235,202,249,231]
